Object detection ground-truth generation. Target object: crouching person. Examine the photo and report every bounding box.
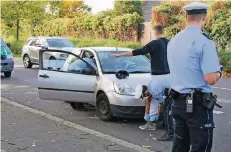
[135,74,171,131]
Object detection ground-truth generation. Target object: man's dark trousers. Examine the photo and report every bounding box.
[171,98,214,152]
[163,96,174,135]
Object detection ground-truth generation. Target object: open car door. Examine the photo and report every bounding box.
[38,49,97,103]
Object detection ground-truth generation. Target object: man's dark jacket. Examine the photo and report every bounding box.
[132,38,170,75]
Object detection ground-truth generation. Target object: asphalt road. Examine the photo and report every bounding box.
[1,61,231,152]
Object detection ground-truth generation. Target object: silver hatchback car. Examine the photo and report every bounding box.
[21,36,77,68]
[38,47,151,121]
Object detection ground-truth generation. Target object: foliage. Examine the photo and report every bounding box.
[72,38,141,48]
[205,2,231,52]
[57,1,91,18]
[114,0,143,16]
[151,2,187,38]
[33,12,143,42]
[151,1,231,52]
[1,1,46,40]
[218,51,231,73]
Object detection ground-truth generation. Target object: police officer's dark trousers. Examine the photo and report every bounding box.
[163,96,174,135]
[171,97,214,152]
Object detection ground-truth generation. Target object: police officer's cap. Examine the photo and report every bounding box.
[183,2,210,15]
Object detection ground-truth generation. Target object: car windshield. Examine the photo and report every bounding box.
[97,51,151,73]
[46,38,75,48]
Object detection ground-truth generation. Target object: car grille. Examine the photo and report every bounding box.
[1,55,7,60]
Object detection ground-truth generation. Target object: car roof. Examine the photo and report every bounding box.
[81,47,133,52]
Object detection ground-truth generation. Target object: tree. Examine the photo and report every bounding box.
[1,1,45,41]
[58,1,91,18]
[114,0,143,16]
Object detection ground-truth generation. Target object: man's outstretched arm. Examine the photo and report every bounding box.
[112,41,155,57]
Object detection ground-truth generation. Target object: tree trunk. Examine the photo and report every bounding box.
[120,1,123,15]
[16,19,19,41]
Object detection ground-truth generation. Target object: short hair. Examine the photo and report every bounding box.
[187,14,205,22]
[153,25,164,34]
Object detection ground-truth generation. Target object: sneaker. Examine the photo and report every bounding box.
[139,122,156,131]
[158,134,174,141]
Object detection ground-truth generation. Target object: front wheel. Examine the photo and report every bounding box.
[96,93,113,121]
[4,72,11,77]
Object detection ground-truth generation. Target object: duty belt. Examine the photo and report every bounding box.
[169,89,222,109]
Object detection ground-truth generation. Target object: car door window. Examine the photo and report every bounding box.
[30,40,36,46]
[34,39,41,47]
[41,51,96,75]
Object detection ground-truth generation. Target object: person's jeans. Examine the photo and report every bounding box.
[163,96,174,135]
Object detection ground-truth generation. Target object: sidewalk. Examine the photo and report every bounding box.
[1,102,136,152]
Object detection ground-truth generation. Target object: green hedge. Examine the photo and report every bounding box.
[33,12,143,42]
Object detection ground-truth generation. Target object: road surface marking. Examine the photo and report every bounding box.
[213,110,225,115]
[213,86,231,91]
[1,97,155,152]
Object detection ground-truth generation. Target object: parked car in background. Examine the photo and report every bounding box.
[38,47,151,121]
[21,36,77,68]
[1,38,14,77]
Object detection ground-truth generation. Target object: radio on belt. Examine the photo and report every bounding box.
[186,90,194,113]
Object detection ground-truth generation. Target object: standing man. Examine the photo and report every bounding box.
[168,2,222,152]
[112,25,170,130]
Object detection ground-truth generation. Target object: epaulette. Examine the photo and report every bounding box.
[202,32,212,40]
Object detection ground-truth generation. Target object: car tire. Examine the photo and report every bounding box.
[23,55,33,68]
[70,102,86,111]
[4,72,11,77]
[96,93,113,121]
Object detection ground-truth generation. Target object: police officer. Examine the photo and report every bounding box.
[167,2,222,152]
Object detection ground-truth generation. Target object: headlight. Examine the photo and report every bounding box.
[7,54,13,59]
[113,83,135,96]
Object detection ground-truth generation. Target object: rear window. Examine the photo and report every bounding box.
[47,39,75,48]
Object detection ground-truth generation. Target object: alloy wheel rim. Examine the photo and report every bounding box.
[99,100,108,115]
[24,57,29,67]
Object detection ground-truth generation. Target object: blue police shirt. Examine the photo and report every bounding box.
[148,74,171,103]
[167,25,220,93]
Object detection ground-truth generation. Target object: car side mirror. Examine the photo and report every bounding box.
[6,43,11,48]
[82,68,96,75]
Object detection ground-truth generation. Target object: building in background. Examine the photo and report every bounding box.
[139,1,160,44]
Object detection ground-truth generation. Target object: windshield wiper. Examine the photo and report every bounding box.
[129,71,151,73]
[103,71,117,74]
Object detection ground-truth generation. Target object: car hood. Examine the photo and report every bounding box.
[103,73,151,89]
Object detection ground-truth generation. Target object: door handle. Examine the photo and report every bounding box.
[39,74,49,78]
